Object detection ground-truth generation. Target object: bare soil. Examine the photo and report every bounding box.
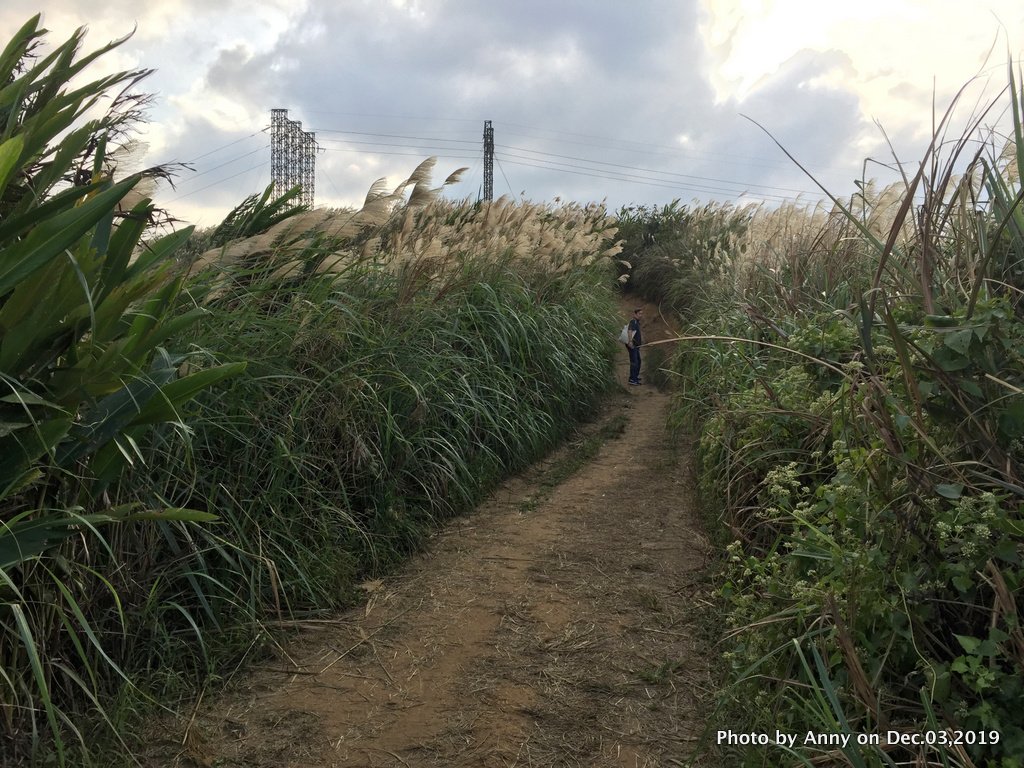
[143,301,718,768]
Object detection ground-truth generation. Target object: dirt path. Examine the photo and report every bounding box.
[151,302,716,768]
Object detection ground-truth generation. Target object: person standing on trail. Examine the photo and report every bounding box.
[626,307,643,385]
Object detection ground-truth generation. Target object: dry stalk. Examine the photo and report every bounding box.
[829,597,885,730]
[318,602,418,675]
[982,560,1024,669]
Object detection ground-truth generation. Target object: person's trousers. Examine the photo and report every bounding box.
[628,345,641,382]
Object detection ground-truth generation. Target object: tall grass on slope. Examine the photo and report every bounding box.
[0,17,244,765]
[667,67,1024,767]
[615,199,751,318]
[100,177,623,747]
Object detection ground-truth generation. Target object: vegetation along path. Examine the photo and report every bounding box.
[148,302,715,768]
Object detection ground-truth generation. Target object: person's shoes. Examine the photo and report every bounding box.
[628,380,640,385]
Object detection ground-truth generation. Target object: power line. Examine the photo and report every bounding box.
[181,131,265,164]
[314,143,805,202]
[496,144,817,196]
[175,145,269,185]
[317,136,479,150]
[162,115,824,212]
[311,128,479,144]
[498,155,791,202]
[496,155,802,204]
[315,138,480,156]
[503,155,800,202]
[307,124,808,199]
[493,119,794,170]
[318,146,478,161]
[166,160,270,202]
[155,130,266,167]
[495,156,514,198]
[314,122,793,173]
[304,109,480,124]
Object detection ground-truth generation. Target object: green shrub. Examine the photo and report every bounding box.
[671,66,1024,767]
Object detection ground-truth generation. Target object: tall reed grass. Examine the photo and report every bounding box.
[615,200,751,318]
[0,19,626,763]
[626,67,1024,767]
[0,18,250,765]
[93,180,623,763]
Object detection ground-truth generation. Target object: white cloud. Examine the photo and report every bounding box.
[698,0,1024,139]
[4,0,1024,226]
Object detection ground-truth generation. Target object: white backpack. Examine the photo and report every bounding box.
[618,323,630,344]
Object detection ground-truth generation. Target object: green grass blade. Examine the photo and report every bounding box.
[0,176,138,296]
[11,603,65,766]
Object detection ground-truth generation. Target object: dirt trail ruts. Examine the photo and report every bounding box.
[148,300,716,768]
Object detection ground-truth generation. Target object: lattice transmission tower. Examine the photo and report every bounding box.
[483,119,494,201]
[271,108,317,207]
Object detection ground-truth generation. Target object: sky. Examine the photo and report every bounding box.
[4,1,1024,228]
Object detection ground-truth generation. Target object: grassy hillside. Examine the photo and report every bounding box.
[623,68,1024,767]
[0,18,625,765]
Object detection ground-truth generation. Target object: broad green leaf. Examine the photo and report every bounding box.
[0,392,66,409]
[88,428,152,488]
[0,515,71,569]
[943,327,974,355]
[924,314,957,328]
[998,399,1024,439]
[931,347,971,372]
[0,511,109,569]
[989,627,1010,644]
[0,252,105,374]
[957,378,984,399]
[0,134,23,193]
[994,537,1020,565]
[91,271,167,342]
[123,277,182,359]
[0,176,138,296]
[53,359,180,468]
[0,467,42,499]
[0,421,30,437]
[127,362,247,426]
[90,362,246,485]
[954,634,981,654]
[0,507,216,570]
[125,508,218,524]
[0,17,42,87]
[0,161,107,244]
[89,196,115,258]
[135,307,209,352]
[98,198,150,301]
[123,225,194,280]
[0,417,73,496]
[952,574,973,593]
[0,125,99,221]
[935,483,964,499]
